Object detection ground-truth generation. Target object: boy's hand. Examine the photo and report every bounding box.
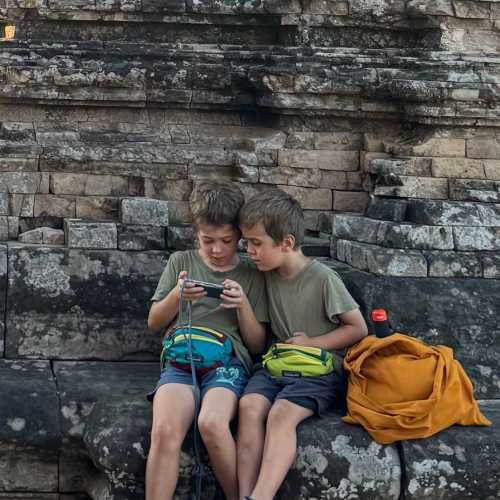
[177,271,206,302]
[219,278,247,309]
[286,331,317,347]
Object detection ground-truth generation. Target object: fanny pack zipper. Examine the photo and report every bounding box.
[269,346,328,363]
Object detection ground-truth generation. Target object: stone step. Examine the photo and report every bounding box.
[449,178,500,203]
[366,197,409,222]
[408,199,500,227]
[2,359,498,499]
[302,234,331,257]
[333,214,454,250]
[336,239,428,277]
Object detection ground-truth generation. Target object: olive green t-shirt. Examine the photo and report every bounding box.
[151,250,268,373]
[265,259,358,358]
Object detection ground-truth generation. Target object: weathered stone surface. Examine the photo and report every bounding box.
[0,193,7,215]
[0,217,7,241]
[8,216,19,239]
[117,224,165,251]
[480,252,499,278]
[449,178,500,203]
[484,160,500,180]
[5,245,166,359]
[366,197,408,222]
[427,250,482,277]
[467,137,500,159]
[368,158,432,177]
[0,245,6,355]
[53,361,401,500]
[8,357,493,500]
[378,221,454,250]
[453,226,500,251]
[18,228,43,244]
[333,190,369,213]
[144,178,191,201]
[0,360,60,492]
[279,185,332,210]
[18,227,64,245]
[333,214,380,244]
[0,172,41,194]
[408,199,500,227]
[121,198,169,226]
[432,158,485,179]
[167,225,195,251]
[337,240,428,277]
[50,173,129,196]
[54,362,157,499]
[394,137,466,158]
[374,176,449,200]
[65,219,117,249]
[18,216,62,234]
[401,402,500,500]
[279,150,360,172]
[76,196,119,220]
[9,194,34,217]
[34,195,76,218]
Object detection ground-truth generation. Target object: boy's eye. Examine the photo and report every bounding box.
[223,239,233,244]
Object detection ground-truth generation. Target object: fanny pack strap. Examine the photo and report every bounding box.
[177,280,204,500]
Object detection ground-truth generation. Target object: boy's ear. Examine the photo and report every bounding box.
[280,234,296,251]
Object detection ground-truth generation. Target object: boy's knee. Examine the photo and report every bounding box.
[239,394,269,422]
[150,421,184,452]
[267,400,299,428]
[198,411,230,442]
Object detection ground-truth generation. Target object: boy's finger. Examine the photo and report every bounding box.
[219,302,238,309]
[220,294,239,303]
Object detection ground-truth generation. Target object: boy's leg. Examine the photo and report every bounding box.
[237,393,272,498]
[197,358,249,500]
[145,383,195,500]
[250,399,313,500]
[198,387,238,500]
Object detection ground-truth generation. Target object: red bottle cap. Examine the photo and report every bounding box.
[371,309,388,322]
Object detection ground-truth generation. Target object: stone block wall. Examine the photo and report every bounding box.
[332,127,500,277]
[1,1,500,499]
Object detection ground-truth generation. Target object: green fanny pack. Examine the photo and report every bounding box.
[262,343,334,378]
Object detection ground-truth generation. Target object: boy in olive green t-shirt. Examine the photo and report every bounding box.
[146,180,268,500]
[238,189,368,500]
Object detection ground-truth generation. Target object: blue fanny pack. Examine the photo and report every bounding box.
[161,326,233,375]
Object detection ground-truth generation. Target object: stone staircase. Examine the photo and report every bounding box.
[330,155,500,278]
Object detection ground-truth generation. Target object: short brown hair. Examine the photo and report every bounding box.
[189,180,244,228]
[240,189,304,248]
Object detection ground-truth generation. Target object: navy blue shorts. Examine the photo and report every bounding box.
[148,357,249,402]
[243,366,346,416]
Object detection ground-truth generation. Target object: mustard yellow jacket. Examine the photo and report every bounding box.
[342,333,491,444]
